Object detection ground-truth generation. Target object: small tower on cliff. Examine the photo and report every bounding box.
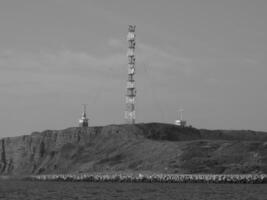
[79,104,89,127]
[125,25,136,124]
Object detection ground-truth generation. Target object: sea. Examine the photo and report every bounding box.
[0,180,266,200]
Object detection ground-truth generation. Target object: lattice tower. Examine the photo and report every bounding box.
[125,25,136,124]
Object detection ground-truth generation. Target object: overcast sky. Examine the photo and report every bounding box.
[0,0,267,137]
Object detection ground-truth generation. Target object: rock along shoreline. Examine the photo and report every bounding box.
[26,173,267,184]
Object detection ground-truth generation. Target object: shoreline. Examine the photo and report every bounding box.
[23,173,267,184]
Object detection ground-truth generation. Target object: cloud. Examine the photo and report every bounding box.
[108,38,124,49]
[0,40,193,97]
[0,40,191,76]
[107,38,191,67]
[0,49,126,77]
[0,49,127,98]
[137,43,191,67]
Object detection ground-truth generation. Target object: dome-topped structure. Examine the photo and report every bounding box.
[79,104,89,127]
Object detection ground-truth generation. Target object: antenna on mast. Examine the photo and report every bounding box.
[82,104,87,117]
[175,107,186,127]
[178,108,184,121]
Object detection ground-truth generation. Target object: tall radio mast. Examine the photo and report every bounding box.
[125,25,136,124]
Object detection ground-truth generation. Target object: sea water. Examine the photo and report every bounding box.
[0,180,266,200]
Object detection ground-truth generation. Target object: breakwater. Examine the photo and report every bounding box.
[27,173,267,184]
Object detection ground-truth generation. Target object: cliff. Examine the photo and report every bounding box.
[0,123,267,175]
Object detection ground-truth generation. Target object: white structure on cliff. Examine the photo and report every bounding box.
[175,109,186,127]
[79,104,89,127]
[125,25,136,124]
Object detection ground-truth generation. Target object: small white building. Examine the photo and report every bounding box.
[175,120,186,127]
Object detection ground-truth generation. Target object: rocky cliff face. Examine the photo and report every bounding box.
[0,123,267,175]
[0,127,101,175]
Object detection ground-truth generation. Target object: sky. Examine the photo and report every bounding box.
[0,0,267,137]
